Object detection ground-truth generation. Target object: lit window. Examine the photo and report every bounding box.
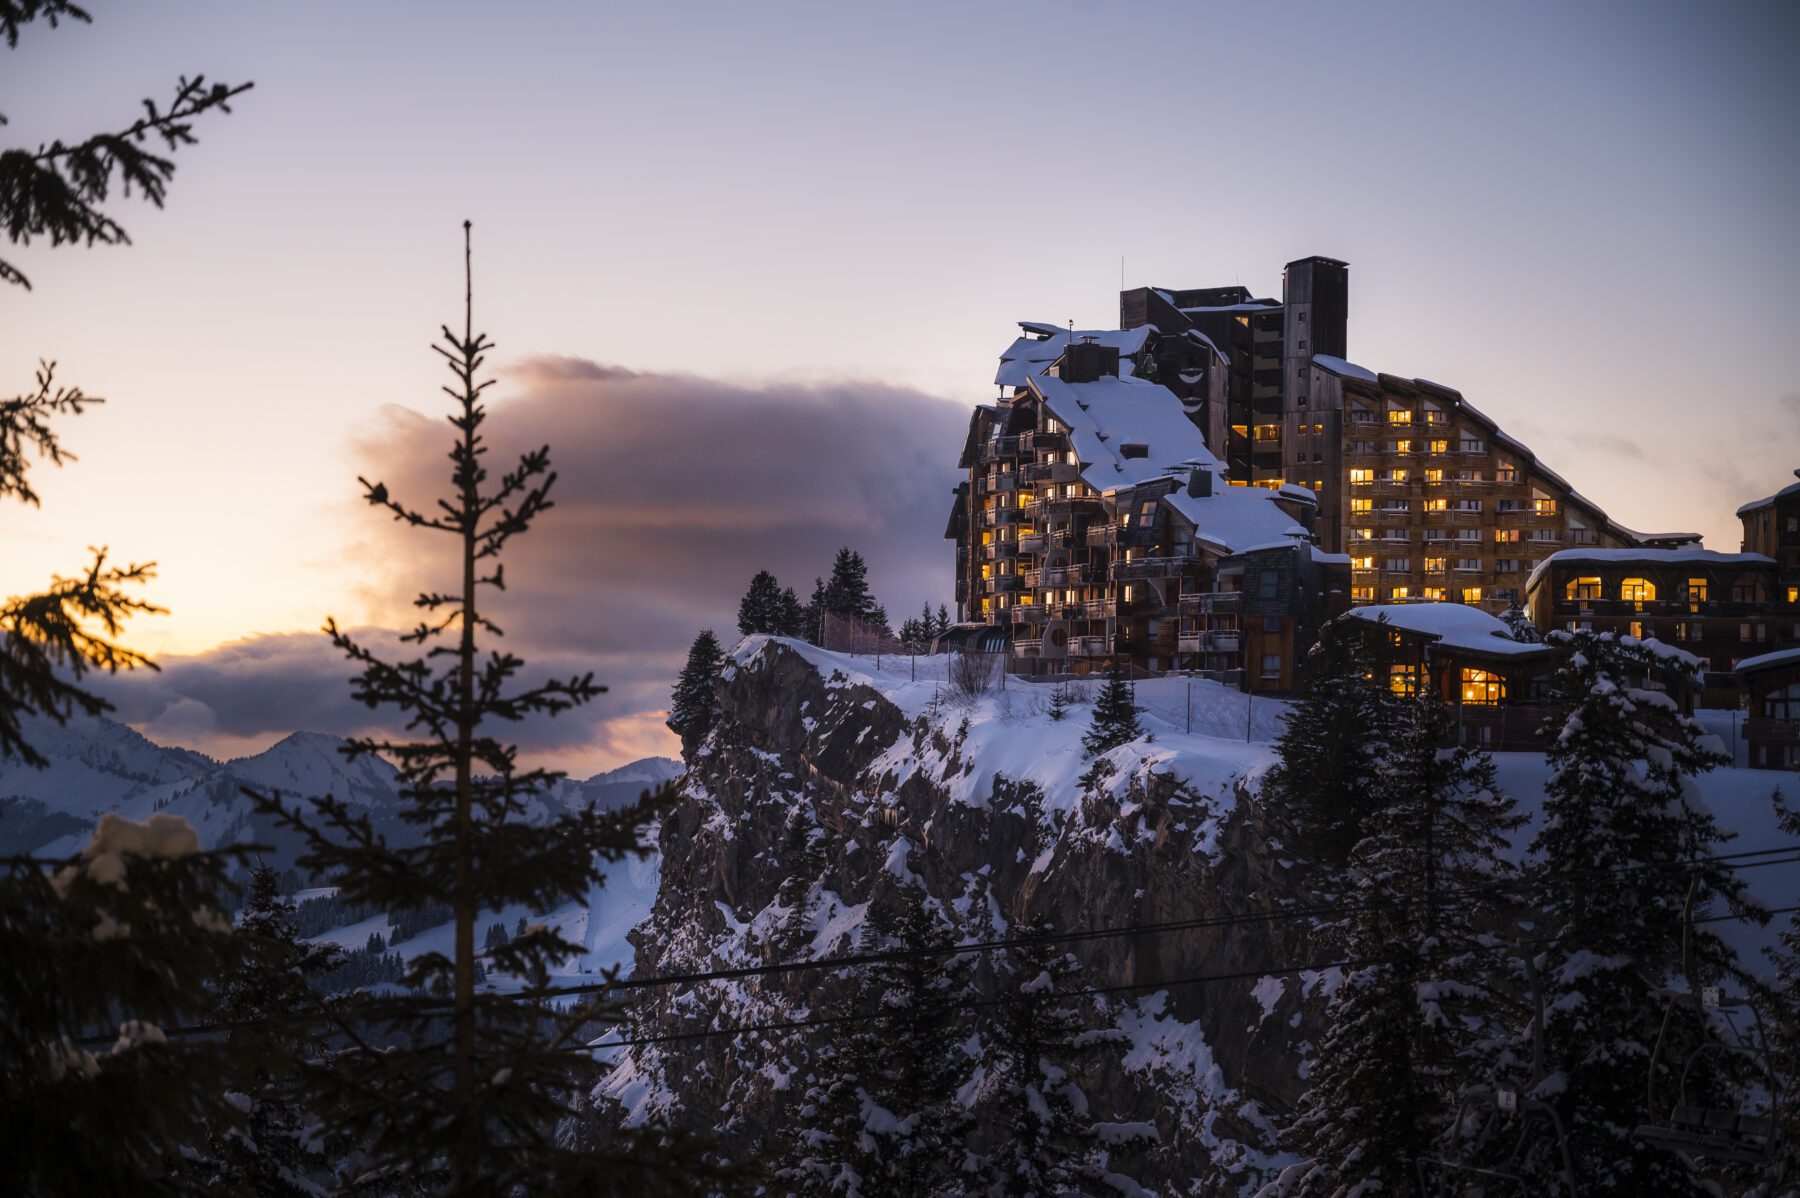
[1620,577,1656,608]
[1533,498,1557,515]
[1429,439,1449,454]
[1387,409,1413,425]
[1687,578,1708,611]
[1425,557,1447,573]
[1352,555,1375,570]
[1494,529,1521,543]
[1424,586,1447,600]
[1351,586,1376,602]
[1628,620,1643,638]
[1351,498,1374,513]
[1424,468,1444,483]
[1387,469,1409,483]
[1462,587,1482,604]
[1392,440,1412,454]
[1424,498,1449,512]
[1495,465,1519,484]
[1461,669,1504,705]
[1565,576,1602,601]
[1390,586,1411,600]
[1389,664,1419,697]
[1350,468,1373,485]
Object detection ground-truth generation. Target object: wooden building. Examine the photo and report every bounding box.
[1737,647,1800,771]
[950,336,1348,691]
[1523,548,1783,707]
[1328,603,1559,751]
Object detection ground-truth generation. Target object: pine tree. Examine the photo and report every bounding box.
[250,226,719,1194]
[0,814,253,1195]
[1759,789,1800,1192]
[1500,603,1541,643]
[802,577,828,645]
[737,570,785,636]
[1517,630,1745,1195]
[1282,693,1523,1196]
[1263,626,1396,863]
[1082,665,1142,759]
[934,603,953,639]
[199,865,343,1197]
[974,915,1151,1195]
[778,586,806,638]
[821,548,881,630]
[0,4,251,289]
[782,876,978,1197]
[1046,681,1074,722]
[668,629,725,760]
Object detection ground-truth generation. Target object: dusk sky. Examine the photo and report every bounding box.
[5,0,1798,771]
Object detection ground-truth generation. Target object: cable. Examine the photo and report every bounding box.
[60,847,1800,1049]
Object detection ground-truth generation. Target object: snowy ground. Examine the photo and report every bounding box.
[737,638,1800,978]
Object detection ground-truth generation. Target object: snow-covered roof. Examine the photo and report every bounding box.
[1736,646,1800,676]
[1736,475,1800,517]
[1311,354,1377,383]
[995,326,1153,388]
[1024,372,1312,557]
[1342,603,1550,658]
[1525,547,1778,592]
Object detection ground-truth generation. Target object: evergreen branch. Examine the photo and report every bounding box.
[0,2,91,50]
[1,74,252,289]
[1,360,98,506]
[0,548,160,767]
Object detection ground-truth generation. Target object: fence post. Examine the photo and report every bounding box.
[1186,681,1192,735]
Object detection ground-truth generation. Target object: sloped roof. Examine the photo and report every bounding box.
[995,326,1153,388]
[1342,603,1550,659]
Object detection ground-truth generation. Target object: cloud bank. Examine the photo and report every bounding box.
[101,359,967,772]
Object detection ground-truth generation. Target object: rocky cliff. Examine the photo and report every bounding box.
[606,638,1337,1193]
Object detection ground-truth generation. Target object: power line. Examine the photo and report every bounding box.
[63,845,1800,1049]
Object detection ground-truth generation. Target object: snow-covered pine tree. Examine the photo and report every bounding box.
[1262,625,1396,863]
[668,629,725,760]
[737,570,786,635]
[199,864,343,1197]
[934,603,952,639]
[1500,603,1541,643]
[1082,666,1142,759]
[1758,788,1800,1192]
[0,814,251,1196]
[1518,629,1746,1195]
[250,226,719,1194]
[1047,681,1074,722]
[1281,692,1523,1196]
[974,915,1151,1196]
[781,877,979,1197]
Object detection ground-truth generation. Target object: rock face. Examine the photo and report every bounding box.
[608,639,1331,1193]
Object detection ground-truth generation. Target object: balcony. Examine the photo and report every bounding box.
[981,435,1024,461]
[979,473,1019,494]
[1016,533,1046,555]
[1026,564,1092,589]
[1033,495,1103,517]
[1087,524,1161,549]
[1179,630,1242,654]
[1111,555,1198,581]
[1021,460,1081,485]
[991,575,1023,593]
[1178,591,1242,615]
[1025,430,1068,452]
[982,542,1017,561]
[1014,605,1052,625]
[1070,635,1112,657]
[983,507,1024,527]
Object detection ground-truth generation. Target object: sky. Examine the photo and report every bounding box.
[4,1,1798,772]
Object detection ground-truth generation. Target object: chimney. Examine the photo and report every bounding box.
[1059,337,1118,384]
[1187,467,1213,499]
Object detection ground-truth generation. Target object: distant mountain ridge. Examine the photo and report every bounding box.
[0,712,680,859]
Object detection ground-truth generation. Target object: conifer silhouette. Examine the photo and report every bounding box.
[253,225,721,1194]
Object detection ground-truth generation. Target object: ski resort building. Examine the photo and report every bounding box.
[1523,547,1784,707]
[1739,470,1800,616]
[1738,648,1800,770]
[948,336,1349,690]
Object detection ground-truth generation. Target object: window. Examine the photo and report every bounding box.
[1258,573,1279,600]
[1350,468,1374,485]
[1462,587,1483,604]
[1423,468,1444,483]
[1352,440,1376,453]
[1629,620,1644,638]
[1620,577,1656,608]
[1495,529,1521,543]
[1460,438,1485,453]
[1351,498,1374,513]
[1494,559,1520,573]
[1741,622,1768,643]
[1384,469,1409,483]
[1687,578,1708,611]
[1461,668,1504,705]
[1387,408,1413,425]
[1351,528,1374,542]
[1261,653,1282,679]
[1392,440,1412,455]
[1351,585,1375,602]
[1764,682,1800,720]
[1456,557,1482,571]
[1384,499,1411,512]
[1350,408,1375,424]
[1424,498,1449,513]
[1566,576,1602,601]
[1388,559,1411,574]
[1423,408,1446,425]
[1352,555,1375,570]
[1788,586,1799,605]
[1255,423,1281,441]
[1425,557,1447,573]
[1429,439,1449,454]
[1455,499,1482,512]
[1530,529,1559,542]
[1389,663,1419,697]
[1456,530,1482,542]
[1532,498,1557,515]
[1390,585,1412,600]
[1424,586,1447,600]
[1733,579,1768,604]
[1495,465,1519,484]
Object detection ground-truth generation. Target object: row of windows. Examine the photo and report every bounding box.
[1383,664,1506,703]
[1562,576,1772,606]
